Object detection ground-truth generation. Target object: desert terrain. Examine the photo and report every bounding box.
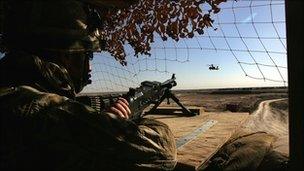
[81,86,289,156]
[163,87,289,156]
[170,87,287,113]
[80,86,289,169]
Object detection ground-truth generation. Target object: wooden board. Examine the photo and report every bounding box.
[147,107,249,170]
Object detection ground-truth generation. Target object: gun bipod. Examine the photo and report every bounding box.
[145,89,199,116]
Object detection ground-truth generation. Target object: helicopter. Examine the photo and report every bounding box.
[207,64,220,70]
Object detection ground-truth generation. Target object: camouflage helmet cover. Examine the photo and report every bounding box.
[2,0,137,53]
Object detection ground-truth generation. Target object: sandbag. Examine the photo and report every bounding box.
[205,131,288,171]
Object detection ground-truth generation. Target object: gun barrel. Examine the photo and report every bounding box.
[161,74,177,88]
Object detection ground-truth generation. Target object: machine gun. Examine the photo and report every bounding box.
[77,74,198,120]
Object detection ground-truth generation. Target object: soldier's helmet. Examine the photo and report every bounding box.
[0,0,137,94]
[1,0,137,53]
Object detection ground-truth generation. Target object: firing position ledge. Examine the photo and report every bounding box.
[147,107,249,170]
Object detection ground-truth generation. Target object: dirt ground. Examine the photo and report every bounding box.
[161,87,289,156]
[270,99,289,155]
[164,87,289,169]
[166,87,288,113]
[81,87,289,169]
[241,98,289,155]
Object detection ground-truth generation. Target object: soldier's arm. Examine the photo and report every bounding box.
[1,86,176,170]
[49,98,177,170]
[44,96,177,170]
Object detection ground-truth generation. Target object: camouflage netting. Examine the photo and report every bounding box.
[0,0,228,64]
[94,0,227,65]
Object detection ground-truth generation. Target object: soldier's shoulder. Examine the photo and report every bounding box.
[1,85,67,101]
[0,85,69,115]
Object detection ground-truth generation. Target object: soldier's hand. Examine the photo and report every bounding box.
[107,97,131,119]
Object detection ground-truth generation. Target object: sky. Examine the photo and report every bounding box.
[83,0,287,92]
[0,0,287,93]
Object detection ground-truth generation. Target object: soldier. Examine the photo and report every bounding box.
[0,0,177,170]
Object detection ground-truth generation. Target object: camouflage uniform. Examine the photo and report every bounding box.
[0,51,177,171]
[0,0,177,170]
